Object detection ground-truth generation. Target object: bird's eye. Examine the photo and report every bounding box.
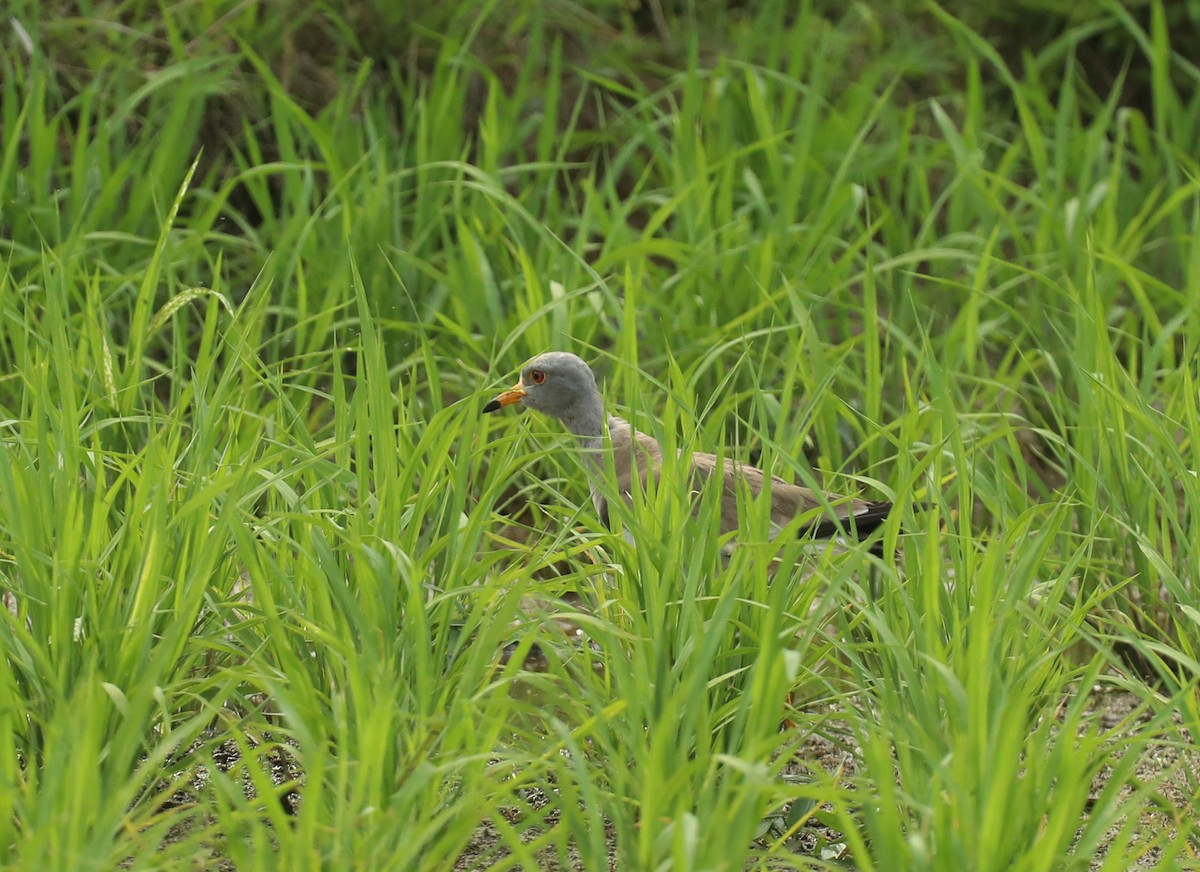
[529,369,546,384]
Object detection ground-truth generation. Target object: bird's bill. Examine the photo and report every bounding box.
[482,381,526,413]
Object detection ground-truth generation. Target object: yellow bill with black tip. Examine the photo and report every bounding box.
[482,381,526,413]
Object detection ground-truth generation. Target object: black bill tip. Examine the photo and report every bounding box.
[482,399,502,413]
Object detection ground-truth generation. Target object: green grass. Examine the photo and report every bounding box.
[2,1,1199,869]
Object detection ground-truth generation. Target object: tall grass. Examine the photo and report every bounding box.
[1,1,1197,868]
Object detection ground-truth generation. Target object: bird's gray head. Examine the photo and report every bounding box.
[483,351,601,430]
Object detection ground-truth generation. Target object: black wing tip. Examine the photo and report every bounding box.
[482,399,502,413]
[799,500,894,542]
[797,500,938,550]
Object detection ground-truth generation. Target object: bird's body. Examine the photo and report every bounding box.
[484,351,896,552]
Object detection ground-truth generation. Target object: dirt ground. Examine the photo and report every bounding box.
[448,688,1197,871]
[149,684,1193,870]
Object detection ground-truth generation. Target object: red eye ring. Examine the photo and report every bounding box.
[529,369,546,384]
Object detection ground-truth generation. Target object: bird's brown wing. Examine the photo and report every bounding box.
[688,450,892,542]
[598,423,891,546]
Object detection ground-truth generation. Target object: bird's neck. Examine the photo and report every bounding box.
[559,396,609,481]
[561,393,606,444]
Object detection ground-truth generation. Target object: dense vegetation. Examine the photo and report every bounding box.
[2,1,1198,868]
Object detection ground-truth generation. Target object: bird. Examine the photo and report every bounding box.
[483,351,899,556]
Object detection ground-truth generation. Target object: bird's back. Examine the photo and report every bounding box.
[597,418,890,544]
